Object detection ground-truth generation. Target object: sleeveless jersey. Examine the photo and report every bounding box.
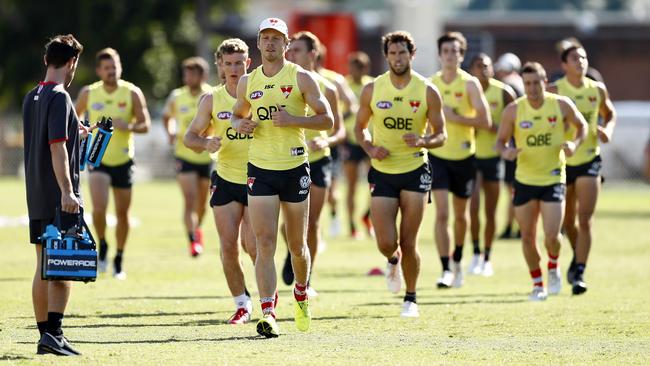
[305,72,332,163]
[344,75,373,144]
[476,78,508,159]
[430,69,476,160]
[556,76,601,166]
[171,84,212,164]
[514,93,566,185]
[86,79,136,166]
[369,71,429,174]
[246,62,308,170]
[211,85,252,184]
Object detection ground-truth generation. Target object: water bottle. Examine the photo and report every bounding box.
[87,116,113,168]
[79,119,92,171]
[40,224,62,250]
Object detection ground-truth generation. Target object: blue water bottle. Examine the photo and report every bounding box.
[87,116,113,168]
[40,223,62,250]
[79,119,92,171]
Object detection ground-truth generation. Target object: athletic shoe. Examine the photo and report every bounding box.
[281,251,294,286]
[113,271,127,281]
[329,216,341,237]
[306,287,319,298]
[567,260,577,285]
[351,229,362,240]
[227,308,251,325]
[451,261,464,288]
[37,332,81,356]
[256,314,280,338]
[468,254,483,275]
[548,268,562,295]
[362,214,375,238]
[572,279,588,295]
[318,239,327,254]
[498,228,512,239]
[528,286,548,301]
[98,259,108,273]
[385,260,402,294]
[400,301,419,318]
[436,270,454,288]
[294,300,311,331]
[481,261,494,277]
[190,241,203,257]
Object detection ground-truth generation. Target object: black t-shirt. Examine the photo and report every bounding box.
[23,82,81,219]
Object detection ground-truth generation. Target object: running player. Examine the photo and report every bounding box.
[430,32,491,288]
[231,18,334,338]
[75,48,151,280]
[496,62,587,301]
[549,44,616,295]
[184,38,257,324]
[162,57,212,257]
[283,31,346,295]
[355,31,446,317]
[468,53,516,276]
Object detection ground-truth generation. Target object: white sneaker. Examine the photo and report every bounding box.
[400,301,419,318]
[436,270,454,288]
[98,259,108,273]
[317,239,327,254]
[113,271,127,280]
[548,268,562,295]
[468,254,483,275]
[328,217,341,237]
[451,261,464,288]
[481,261,494,277]
[385,260,402,294]
[528,286,548,301]
[306,287,319,298]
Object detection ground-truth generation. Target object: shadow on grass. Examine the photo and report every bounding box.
[432,292,529,299]
[360,298,527,306]
[596,210,650,219]
[18,310,225,321]
[18,335,264,345]
[110,295,230,301]
[0,277,29,282]
[0,354,32,361]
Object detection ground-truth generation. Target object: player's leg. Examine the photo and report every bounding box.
[515,197,545,301]
[469,172,482,275]
[112,186,132,279]
[481,179,500,276]
[177,171,201,255]
[195,173,211,244]
[540,197,564,296]
[451,195,470,287]
[398,190,426,317]
[241,207,257,264]
[343,160,360,238]
[371,196,400,293]
[433,189,452,288]
[88,171,110,271]
[573,175,599,294]
[307,184,327,289]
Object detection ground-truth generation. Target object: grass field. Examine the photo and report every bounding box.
[0,177,649,365]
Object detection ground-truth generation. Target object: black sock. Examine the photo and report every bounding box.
[244,288,251,298]
[37,321,48,336]
[453,245,463,262]
[403,292,416,303]
[99,239,108,261]
[46,312,63,336]
[350,222,356,233]
[388,256,399,265]
[472,240,480,255]
[331,209,337,218]
[503,225,512,236]
[575,263,586,279]
[188,232,196,243]
[440,256,450,271]
[114,250,123,273]
[484,247,492,262]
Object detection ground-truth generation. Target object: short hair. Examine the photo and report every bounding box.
[182,57,209,76]
[44,34,83,68]
[520,62,547,80]
[469,52,491,68]
[560,45,585,63]
[437,31,467,55]
[290,31,321,53]
[348,51,370,69]
[95,47,120,66]
[382,31,416,55]
[215,38,249,61]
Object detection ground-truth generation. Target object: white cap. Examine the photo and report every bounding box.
[258,17,289,38]
[494,52,522,73]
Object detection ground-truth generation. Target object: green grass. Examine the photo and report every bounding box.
[0,177,649,365]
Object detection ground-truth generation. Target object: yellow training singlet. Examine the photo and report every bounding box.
[345,75,373,144]
[430,69,477,160]
[171,84,212,164]
[87,79,136,166]
[305,72,332,163]
[514,93,566,185]
[211,85,252,184]
[369,71,429,174]
[476,78,507,159]
[246,62,308,171]
[556,76,601,166]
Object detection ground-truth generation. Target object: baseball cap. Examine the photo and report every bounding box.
[258,18,289,38]
[494,52,522,73]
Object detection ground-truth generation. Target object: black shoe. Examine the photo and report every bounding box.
[98,240,108,261]
[498,229,512,240]
[281,251,294,286]
[37,332,81,356]
[572,280,588,295]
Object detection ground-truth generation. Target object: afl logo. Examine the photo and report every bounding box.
[376,101,392,109]
[179,105,190,113]
[217,111,232,120]
[91,102,104,111]
[519,121,533,129]
[250,90,263,100]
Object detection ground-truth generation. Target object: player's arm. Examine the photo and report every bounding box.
[403,84,447,149]
[162,91,177,145]
[354,82,388,160]
[335,77,358,119]
[184,93,221,153]
[49,94,80,213]
[546,83,558,94]
[558,96,587,157]
[272,70,333,130]
[596,82,616,143]
[493,85,517,133]
[495,103,519,161]
[443,78,491,129]
[128,87,151,133]
[74,86,89,120]
[324,84,345,145]
[231,74,257,134]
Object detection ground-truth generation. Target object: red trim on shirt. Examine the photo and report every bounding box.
[48,137,68,145]
[39,81,59,86]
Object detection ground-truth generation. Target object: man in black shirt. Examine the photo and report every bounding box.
[23,34,84,356]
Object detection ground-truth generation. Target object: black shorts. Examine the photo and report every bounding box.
[429,154,476,198]
[310,157,332,188]
[341,142,368,162]
[247,163,311,203]
[29,212,78,244]
[566,155,602,185]
[368,163,431,198]
[89,159,134,189]
[513,180,566,206]
[210,171,247,207]
[175,157,212,179]
[475,157,503,182]
[504,159,516,184]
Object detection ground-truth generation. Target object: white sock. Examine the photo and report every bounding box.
[234,293,250,311]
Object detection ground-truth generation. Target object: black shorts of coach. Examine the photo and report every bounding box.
[513,180,566,206]
[89,159,135,189]
[368,163,431,198]
[247,162,311,203]
[310,156,332,188]
[175,157,213,179]
[210,171,248,207]
[29,212,78,245]
[475,156,504,182]
[566,155,602,185]
[429,154,476,198]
